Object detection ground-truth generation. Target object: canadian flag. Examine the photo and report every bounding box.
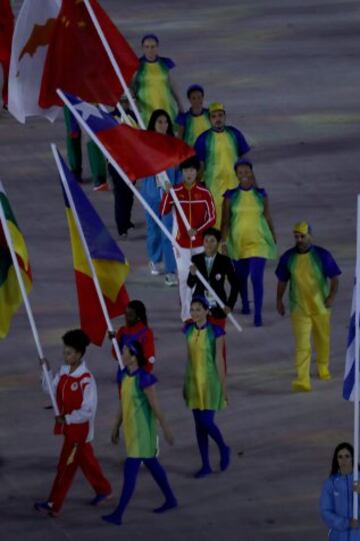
[8,0,61,122]
[8,0,139,124]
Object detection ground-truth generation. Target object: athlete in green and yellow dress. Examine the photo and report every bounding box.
[133,34,183,126]
[183,297,230,478]
[276,222,341,392]
[221,159,277,327]
[103,342,177,526]
[176,84,211,146]
[195,102,251,228]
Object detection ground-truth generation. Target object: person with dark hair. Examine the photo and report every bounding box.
[183,297,230,478]
[187,227,238,327]
[221,159,276,327]
[320,442,360,539]
[176,84,211,146]
[194,102,251,227]
[276,222,341,392]
[161,157,216,320]
[133,34,183,125]
[112,300,156,374]
[102,342,177,526]
[139,109,179,285]
[34,329,112,516]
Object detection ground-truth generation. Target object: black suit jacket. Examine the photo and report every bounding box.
[187,252,238,319]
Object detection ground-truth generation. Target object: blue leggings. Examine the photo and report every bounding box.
[233,257,266,320]
[193,410,227,470]
[112,457,176,520]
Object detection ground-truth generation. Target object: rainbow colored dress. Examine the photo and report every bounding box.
[183,321,226,411]
[134,56,178,126]
[224,186,277,261]
[275,246,341,316]
[118,368,157,458]
[176,108,211,147]
[195,126,250,227]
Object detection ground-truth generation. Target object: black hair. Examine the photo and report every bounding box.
[203,227,221,242]
[127,340,147,368]
[330,442,354,476]
[191,295,210,310]
[147,109,174,136]
[62,329,90,356]
[141,33,159,45]
[180,156,200,171]
[187,84,204,99]
[127,300,148,326]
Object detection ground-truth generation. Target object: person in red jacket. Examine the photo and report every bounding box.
[34,329,112,516]
[160,157,216,321]
[112,300,156,373]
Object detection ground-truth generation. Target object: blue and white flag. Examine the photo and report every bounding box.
[343,280,360,400]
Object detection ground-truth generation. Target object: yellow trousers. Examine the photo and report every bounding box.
[290,311,331,390]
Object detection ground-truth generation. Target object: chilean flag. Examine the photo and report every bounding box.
[62,92,195,181]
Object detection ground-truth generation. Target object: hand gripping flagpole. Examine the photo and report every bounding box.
[57,91,242,333]
[51,144,125,369]
[0,202,60,415]
[83,0,195,241]
[354,194,360,520]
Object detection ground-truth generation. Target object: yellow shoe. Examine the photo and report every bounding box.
[292,380,311,392]
[318,371,332,381]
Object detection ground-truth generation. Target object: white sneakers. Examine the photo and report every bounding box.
[149,261,160,275]
[164,273,178,287]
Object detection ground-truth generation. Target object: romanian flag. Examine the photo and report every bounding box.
[57,152,129,345]
[0,182,32,338]
[62,93,195,180]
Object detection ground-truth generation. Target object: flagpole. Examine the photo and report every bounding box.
[82,0,195,240]
[354,194,360,519]
[57,91,242,333]
[51,144,124,369]
[0,203,60,416]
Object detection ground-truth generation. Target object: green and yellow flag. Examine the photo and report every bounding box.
[0,182,32,338]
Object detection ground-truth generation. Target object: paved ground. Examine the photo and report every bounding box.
[1,1,360,539]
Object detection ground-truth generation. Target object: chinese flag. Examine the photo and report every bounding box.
[39,0,139,108]
[0,0,14,104]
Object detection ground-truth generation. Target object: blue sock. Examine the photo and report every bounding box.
[102,458,141,525]
[143,458,177,511]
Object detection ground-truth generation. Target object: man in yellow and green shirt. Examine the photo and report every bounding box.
[276,222,341,392]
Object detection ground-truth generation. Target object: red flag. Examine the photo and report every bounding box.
[65,94,196,181]
[0,0,14,104]
[39,0,139,108]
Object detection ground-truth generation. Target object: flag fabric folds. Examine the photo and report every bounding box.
[39,0,139,108]
[58,153,129,346]
[343,280,360,401]
[63,93,195,180]
[8,0,61,123]
[0,182,32,339]
[0,0,14,104]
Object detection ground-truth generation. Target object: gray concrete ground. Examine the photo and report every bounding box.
[1,0,360,539]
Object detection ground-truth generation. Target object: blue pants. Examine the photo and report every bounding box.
[111,457,176,521]
[233,257,266,323]
[192,409,227,470]
[144,200,176,273]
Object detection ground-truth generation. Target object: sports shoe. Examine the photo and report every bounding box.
[164,273,178,286]
[34,501,58,516]
[93,182,109,192]
[89,492,113,506]
[149,261,160,275]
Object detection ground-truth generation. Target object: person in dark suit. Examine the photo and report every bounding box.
[187,228,238,327]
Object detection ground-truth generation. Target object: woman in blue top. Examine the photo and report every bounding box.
[139,109,179,286]
[320,442,360,540]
